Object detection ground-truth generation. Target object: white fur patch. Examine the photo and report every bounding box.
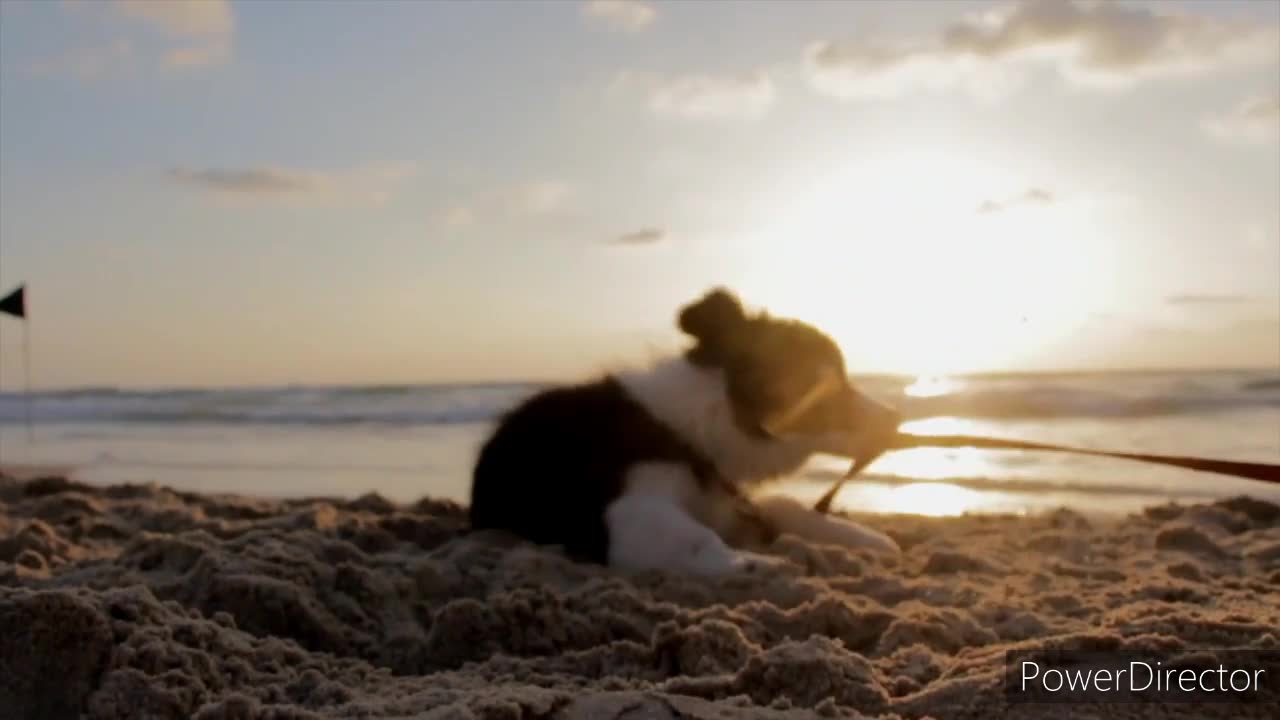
[753,494,900,554]
[620,460,702,505]
[606,462,786,576]
[615,357,815,486]
[607,358,902,574]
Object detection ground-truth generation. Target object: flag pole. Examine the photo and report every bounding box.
[1,283,31,443]
[23,315,32,443]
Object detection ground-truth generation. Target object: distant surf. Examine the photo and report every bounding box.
[2,369,1277,515]
[2,370,1276,427]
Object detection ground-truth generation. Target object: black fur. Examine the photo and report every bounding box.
[468,287,882,566]
[680,287,852,439]
[469,377,721,564]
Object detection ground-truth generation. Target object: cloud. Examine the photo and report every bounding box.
[168,167,318,194]
[1165,293,1257,306]
[651,72,776,120]
[509,180,575,215]
[38,0,234,75]
[806,0,1278,101]
[977,187,1055,214]
[436,179,577,228]
[113,0,233,37]
[804,37,1021,101]
[27,39,135,79]
[162,41,231,69]
[1203,94,1280,145]
[608,228,666,245]
[624,71,776,120]
[440,205,477,229]
[114,0,234,69]
[581,0,656,33]
[167,162,416,207]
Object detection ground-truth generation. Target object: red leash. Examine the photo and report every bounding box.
[813,432,1280,514]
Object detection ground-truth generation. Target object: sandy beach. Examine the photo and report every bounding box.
[1,470,1277,719]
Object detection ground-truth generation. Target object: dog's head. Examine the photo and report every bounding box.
[678,288,900,461]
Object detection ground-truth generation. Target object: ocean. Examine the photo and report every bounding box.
[1,369,1278,517]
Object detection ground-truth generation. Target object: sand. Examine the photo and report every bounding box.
[2,471,1279,719]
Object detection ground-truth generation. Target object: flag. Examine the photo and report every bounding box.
[0,284,24,319]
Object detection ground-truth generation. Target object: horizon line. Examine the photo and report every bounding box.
[2,364,1277,395]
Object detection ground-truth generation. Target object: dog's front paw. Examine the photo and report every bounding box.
[823,517,901,554]
[754,494,901,555]
[729,549,796,576]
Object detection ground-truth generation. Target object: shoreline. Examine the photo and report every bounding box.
[2,470,1279,718]
[9,457,1274,522]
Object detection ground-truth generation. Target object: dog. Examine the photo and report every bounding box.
[469,288,902,577]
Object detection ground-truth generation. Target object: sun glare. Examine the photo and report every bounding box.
[798,414,1015,516]
[872,446,997,481]
[741,148,1116,375]
[904,374,960,398]
[867,415,1000,482]
[899,416,986,436]
[780,476,1018,517]
[860,482,1000,517]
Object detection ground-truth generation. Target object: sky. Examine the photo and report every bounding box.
[0,0,1277,389]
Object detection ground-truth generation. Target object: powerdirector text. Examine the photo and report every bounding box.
[1004,648,1280,704]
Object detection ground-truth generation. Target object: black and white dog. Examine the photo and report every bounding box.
[469,288,901,577]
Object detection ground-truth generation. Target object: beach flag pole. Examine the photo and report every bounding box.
[0,283,31,442]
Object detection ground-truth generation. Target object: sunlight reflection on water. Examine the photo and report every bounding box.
[868,416,1004,483]
[779,477,1025,517]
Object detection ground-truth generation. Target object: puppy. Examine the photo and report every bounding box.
[469,288,901,577]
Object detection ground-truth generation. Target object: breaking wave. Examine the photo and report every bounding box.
[1,371,1276,427]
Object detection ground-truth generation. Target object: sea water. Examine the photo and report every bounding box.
[2,370,1277,516]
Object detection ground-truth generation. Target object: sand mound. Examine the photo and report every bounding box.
[2,473,1279,718]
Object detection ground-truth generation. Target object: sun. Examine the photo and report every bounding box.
[739,147,1115,376]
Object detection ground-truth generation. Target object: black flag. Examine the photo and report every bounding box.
[0,284,24,319]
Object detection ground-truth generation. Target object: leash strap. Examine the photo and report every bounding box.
[814,432,1280,514]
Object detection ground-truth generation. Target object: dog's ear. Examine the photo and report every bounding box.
[679,288,746,344]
